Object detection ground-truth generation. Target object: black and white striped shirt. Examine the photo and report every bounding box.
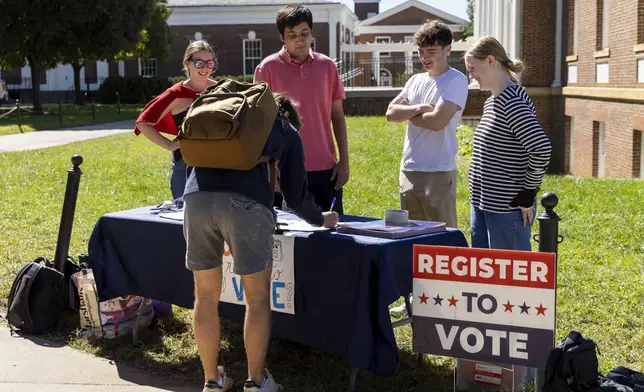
[469,84,552,213]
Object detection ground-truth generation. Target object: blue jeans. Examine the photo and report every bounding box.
[470,205,535,251]
[468,204,537,387]
[170,150,187,200]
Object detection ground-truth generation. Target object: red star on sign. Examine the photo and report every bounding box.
[419,293,429,304]
[503,301,514,312]
[448,295,459,307]
[536,303,547,316]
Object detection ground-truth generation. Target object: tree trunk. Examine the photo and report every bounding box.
[72,62,84,106]
[27,57,43,113]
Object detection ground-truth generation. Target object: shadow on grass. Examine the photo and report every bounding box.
[39,310,457,392]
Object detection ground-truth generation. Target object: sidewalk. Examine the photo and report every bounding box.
[0,120,135,153]
[0,324,200,392]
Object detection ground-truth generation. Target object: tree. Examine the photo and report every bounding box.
[0,0,79,112]
[462,0,475,39]
[60,0,173,105]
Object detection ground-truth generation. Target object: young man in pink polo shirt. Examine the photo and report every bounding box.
[254,4,349,214]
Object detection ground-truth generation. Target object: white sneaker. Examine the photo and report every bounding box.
[203,366,234,392]
[389,297,412,316]
[243,369,283,392]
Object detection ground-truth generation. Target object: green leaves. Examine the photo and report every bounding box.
[0,0,173,109]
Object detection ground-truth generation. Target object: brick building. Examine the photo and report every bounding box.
[471,0,644,179]
[341,0,468,87]
[0,0,356,100]
[563,0,644,179]
[468,0,567,174]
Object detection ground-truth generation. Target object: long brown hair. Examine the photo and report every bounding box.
[182,40,216,78]
[465,36,525,83]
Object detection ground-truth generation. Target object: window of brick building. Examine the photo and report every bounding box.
[638,0,644,83]
[572,0,578,54]
[596,63,609,83]
[593,122,607,177]
[375,36,391,57]
[597,0,610,50]
[568,117,575,174]
[568,65,578,84]
[243,39,262,76]
[638,0,644,44]
[139,58,157,78]
[634,131,643,178]
[567,0,579,79]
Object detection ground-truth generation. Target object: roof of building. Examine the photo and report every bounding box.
[168,0,338,6]
[357,0,468,26]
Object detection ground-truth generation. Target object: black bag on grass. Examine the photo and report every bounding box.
[5,256,74,334]
[544,331,601,392]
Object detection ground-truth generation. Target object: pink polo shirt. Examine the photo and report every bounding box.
[254,47,346,172]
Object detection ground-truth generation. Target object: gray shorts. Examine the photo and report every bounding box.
[183,191,275,275]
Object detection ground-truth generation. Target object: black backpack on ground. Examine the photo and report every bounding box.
[544,331,601,392]
[605,367,644,392]
[5,256,81,334]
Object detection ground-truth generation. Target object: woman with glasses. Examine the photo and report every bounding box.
[134,40,218,200]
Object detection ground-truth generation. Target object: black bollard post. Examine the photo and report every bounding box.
[53,155,84,273]
[16,100,23,133]
[536,192,562,254]
[534,192,563,392]
[92,100,96,121]
[116,92,121,120]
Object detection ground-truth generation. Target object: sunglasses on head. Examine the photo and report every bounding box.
[190,58,218,71]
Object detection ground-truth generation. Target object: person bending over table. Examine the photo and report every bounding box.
[183,93,339,392]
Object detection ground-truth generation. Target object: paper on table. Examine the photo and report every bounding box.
[158,208,328,231]
[159,211,184,221]
[277,220,330,232]
[275,209,329,232]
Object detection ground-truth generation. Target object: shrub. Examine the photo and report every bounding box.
[395,71,423,87]
[98,76,172,104]
[168,74,253,85]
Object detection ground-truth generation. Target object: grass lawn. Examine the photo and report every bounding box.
[0,116,643,391]
[0,104,143,136]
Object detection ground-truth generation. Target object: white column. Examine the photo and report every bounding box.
[487,0,493,37]
[494,0,504,41]
[374,51,380,86]
[118,61,125,77]
[514,0,523,60]
[552,0,563,87]
[405,51,413,73]
[473,0,480,37]
[482,0,488,36]
[329,17,339,60]
[503,0,510,49]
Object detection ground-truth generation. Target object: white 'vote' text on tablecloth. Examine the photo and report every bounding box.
[220,235,295,315]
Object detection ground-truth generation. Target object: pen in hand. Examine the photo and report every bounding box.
[329,197,336,213]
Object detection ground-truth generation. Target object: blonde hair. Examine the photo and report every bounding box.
[465,36,525,83]
[182,40,216,78]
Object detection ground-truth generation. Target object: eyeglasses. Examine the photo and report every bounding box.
[190,58,218,71]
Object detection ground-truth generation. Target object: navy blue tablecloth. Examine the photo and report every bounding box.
[87,206,469,376]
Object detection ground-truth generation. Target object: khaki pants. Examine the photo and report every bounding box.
[399,170,457,228]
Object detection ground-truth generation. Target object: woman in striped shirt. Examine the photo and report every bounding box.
[464,36,552,251]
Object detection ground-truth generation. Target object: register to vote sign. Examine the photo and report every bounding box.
[412,245,556,367]
[220,235,295,315]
